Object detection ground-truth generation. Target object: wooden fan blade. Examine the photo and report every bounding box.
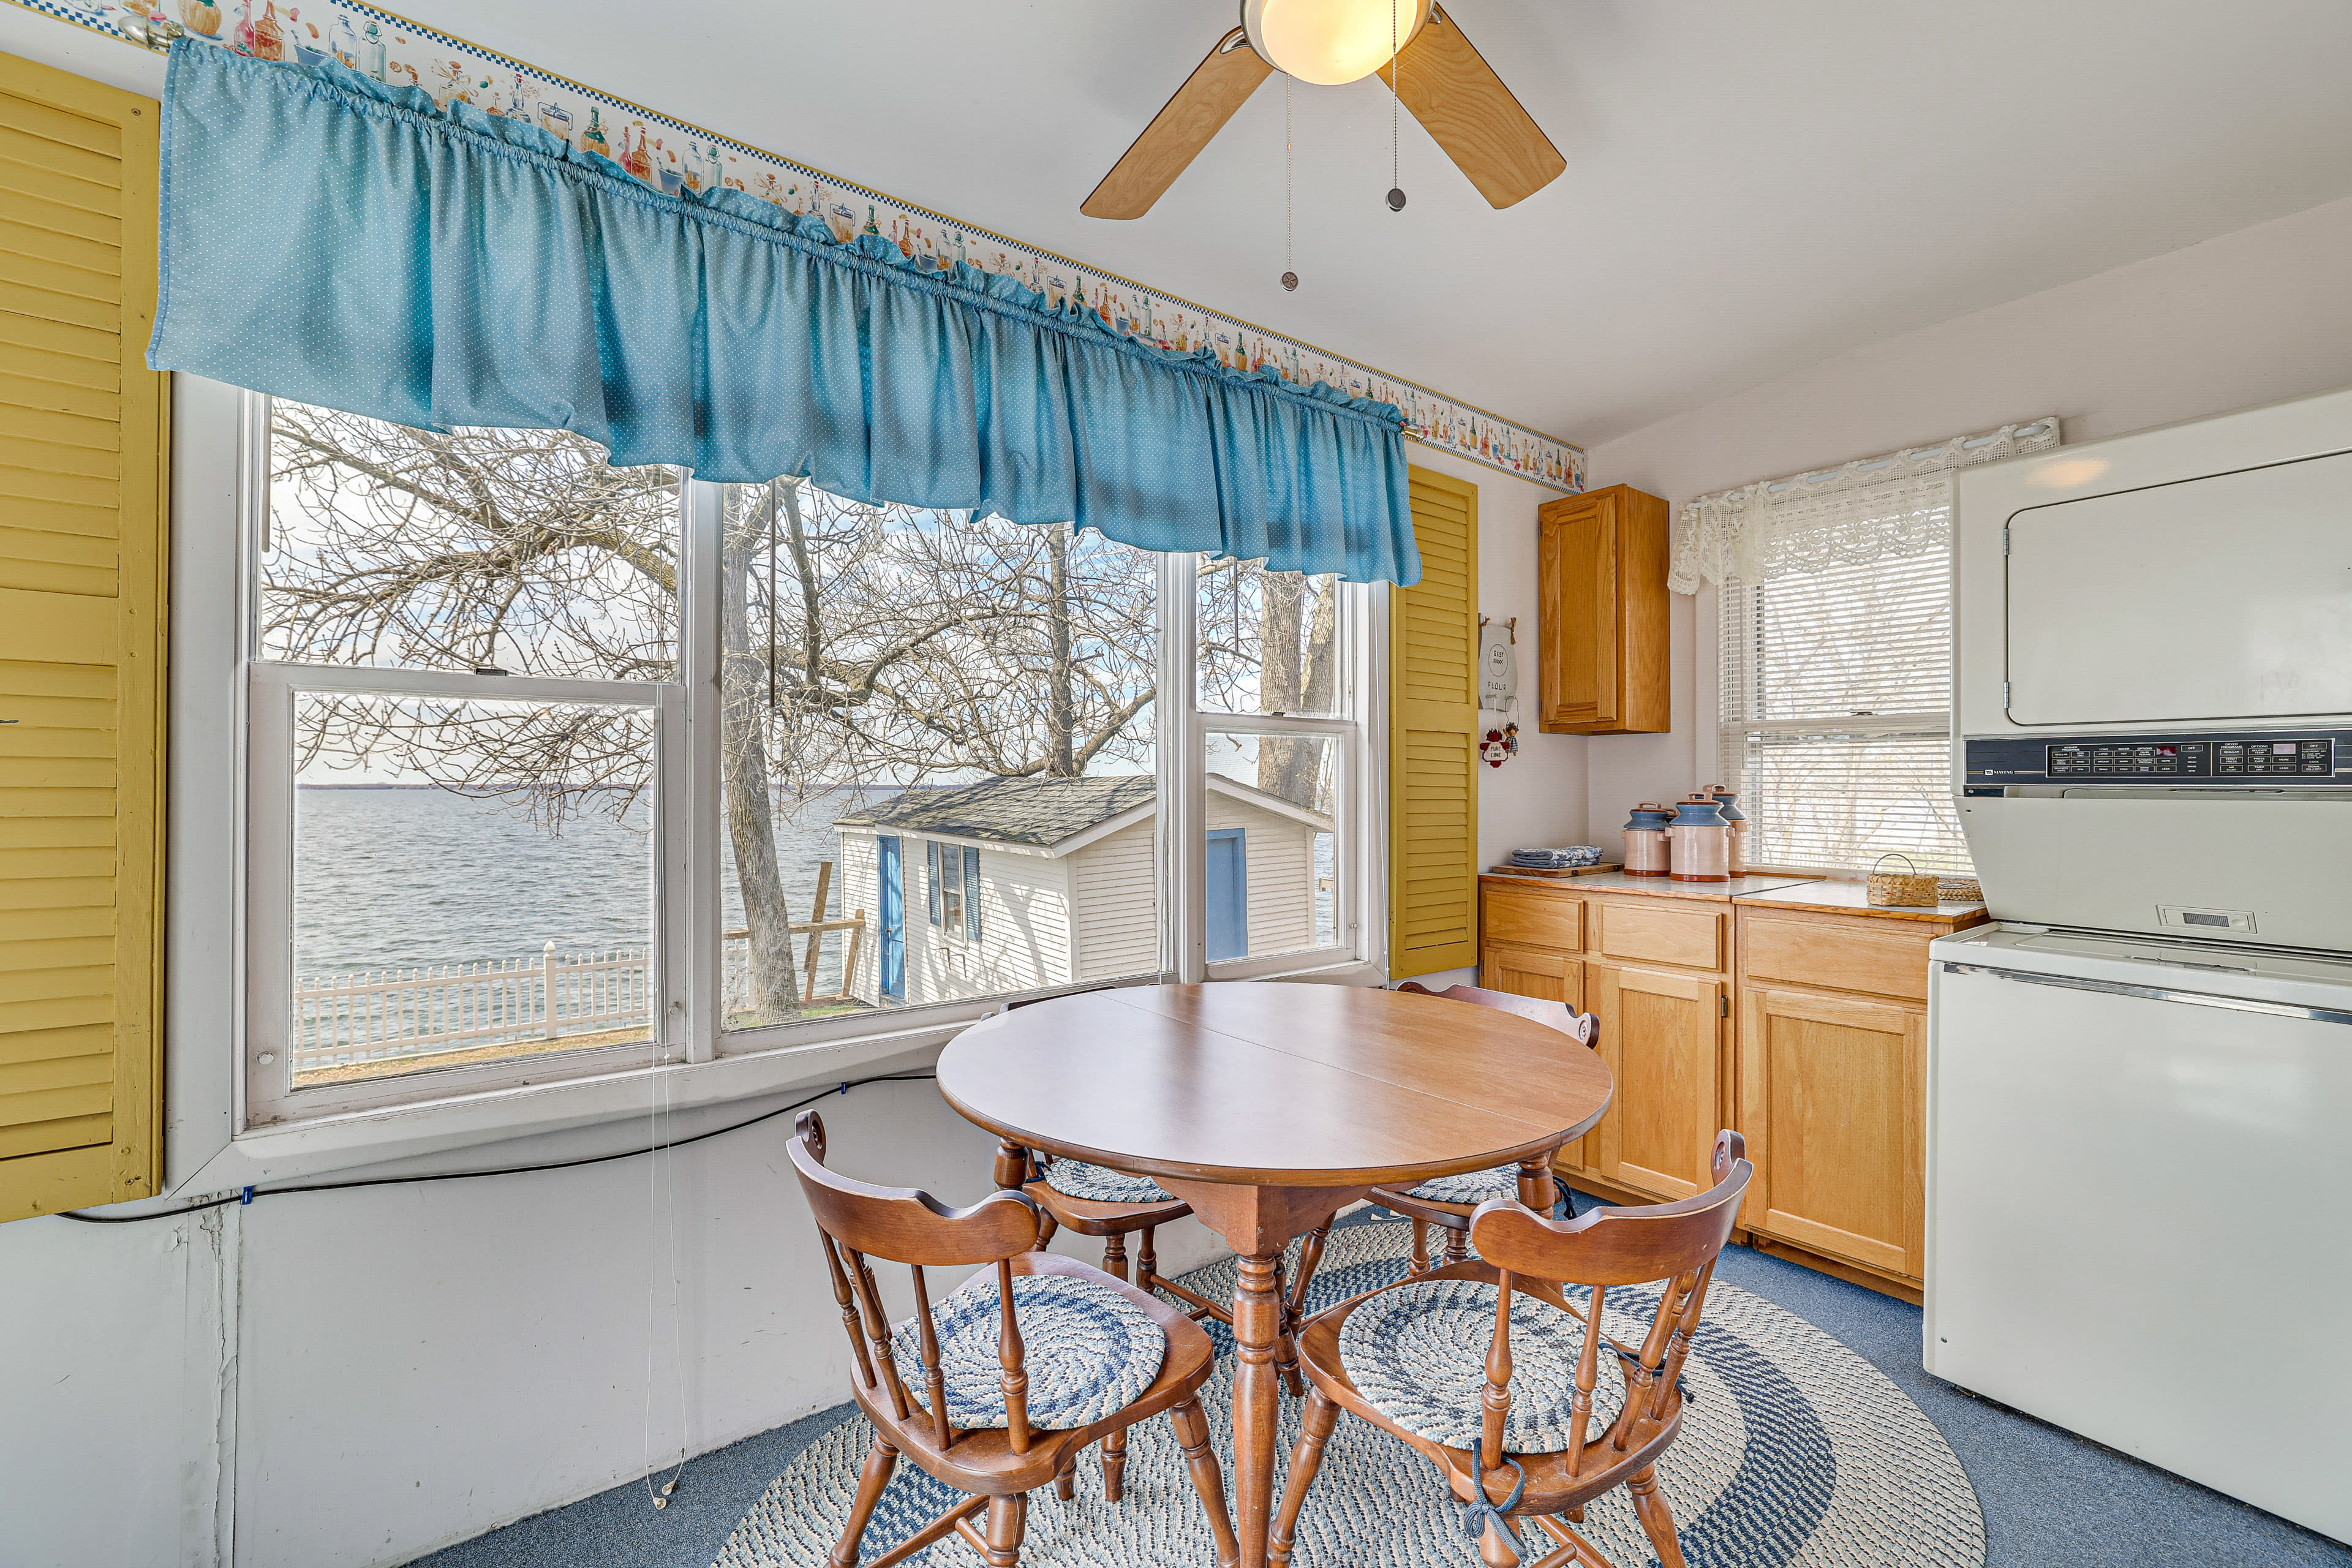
[1379,4,1564,209]
[1083,29,1272,219]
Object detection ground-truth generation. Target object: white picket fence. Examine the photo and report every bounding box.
[291,908,870,1074]
[292,943,651,1074]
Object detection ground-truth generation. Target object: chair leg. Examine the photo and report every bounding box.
[1271,1256,1306,1398]
[1102,1421,1129,1502]
[1054,1450,1076,1501]
[1099,1229,1134,1499]
[1409,1217,1431,1275]
[981,1493,1027,1568]
[1137,1225,1158,1293]
[1442,1223,1471,1267]
[1287,1223,1330,1321]
[1270,1390,1340,1568]
[829,1433,899,1568]
[1627,1465,1687,1568]
[1172,1394,1242,1568]
[1034,1212,1060,1250]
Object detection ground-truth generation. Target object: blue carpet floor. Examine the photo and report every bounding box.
[413,1202,2351,1567]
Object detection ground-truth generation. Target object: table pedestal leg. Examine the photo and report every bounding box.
[1158,1179,1371,1568]
[1518,1153,1559,1215]
[1231,1249,1284,1568]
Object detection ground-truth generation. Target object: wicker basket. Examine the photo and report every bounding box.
[1866,853,1940,908]
[1936,875,1983,903]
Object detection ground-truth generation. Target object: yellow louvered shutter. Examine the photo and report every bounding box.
[0,51,166,1223]
[1387,466,1477,978]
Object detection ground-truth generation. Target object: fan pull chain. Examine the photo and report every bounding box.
[1281,74,1298,291]
[1386,4,1406,211]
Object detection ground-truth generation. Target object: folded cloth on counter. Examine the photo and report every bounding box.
[1507,846,1603,869]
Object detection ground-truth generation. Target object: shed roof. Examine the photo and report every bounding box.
[834,774,1329,852]
[834,775,1157,848]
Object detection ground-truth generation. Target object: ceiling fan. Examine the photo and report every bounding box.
[1082,0,1565,219]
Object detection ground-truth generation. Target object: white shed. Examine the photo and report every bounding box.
[833,775,1332,1006]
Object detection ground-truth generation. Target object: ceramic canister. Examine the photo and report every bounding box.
[1669,794,1732,882]
[1622,802,1676,876]
[1706,783,1749,876]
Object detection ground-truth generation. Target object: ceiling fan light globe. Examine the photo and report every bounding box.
[1241,0,1431,86]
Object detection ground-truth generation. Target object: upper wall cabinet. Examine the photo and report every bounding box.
[1536,484,1671,734]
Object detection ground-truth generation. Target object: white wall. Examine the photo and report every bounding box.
[1,1072,1231,1568]
[1582,192,2352,835]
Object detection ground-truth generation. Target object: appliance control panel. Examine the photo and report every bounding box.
[1964,727,2351,790]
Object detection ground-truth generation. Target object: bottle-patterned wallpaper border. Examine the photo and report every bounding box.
[13,0,1587,492]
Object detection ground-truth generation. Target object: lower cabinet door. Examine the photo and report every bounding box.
[1481,943,1582,1008]
[1590,962,1721,1200]
[1740,985,1926,1279]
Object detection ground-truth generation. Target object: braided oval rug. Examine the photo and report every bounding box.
[712,1219,1985,1567]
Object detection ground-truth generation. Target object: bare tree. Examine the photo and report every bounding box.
[1199,558,1340,810]
[266,404,1163,1022]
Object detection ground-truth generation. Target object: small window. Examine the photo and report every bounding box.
[938,846,965,937]
[961,845,982,942]
[925,839,942,926]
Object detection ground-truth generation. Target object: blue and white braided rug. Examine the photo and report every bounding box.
[711,1219,1985,1567]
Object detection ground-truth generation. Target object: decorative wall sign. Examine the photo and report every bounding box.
[13,0,1586,494]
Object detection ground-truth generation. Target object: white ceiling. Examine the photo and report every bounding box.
[205,2,2352,446]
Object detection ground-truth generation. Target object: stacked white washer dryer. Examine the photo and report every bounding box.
[1927,386,2352,1544]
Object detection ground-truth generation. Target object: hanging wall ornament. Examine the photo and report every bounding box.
[1481,723,1519,768]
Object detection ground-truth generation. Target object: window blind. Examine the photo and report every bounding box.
[1701,420,2059,878]
[1716,484,1969,875]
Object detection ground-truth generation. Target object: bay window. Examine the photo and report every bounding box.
[236,394,1381,1128]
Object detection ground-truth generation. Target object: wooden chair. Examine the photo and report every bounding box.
[985,989,1321,1398]
[1270,1131,1753,1568]
[791,1110,1240,1568]
[1378,983,1600,1273]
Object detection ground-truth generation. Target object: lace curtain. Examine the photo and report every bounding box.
[1667,419,2060,594]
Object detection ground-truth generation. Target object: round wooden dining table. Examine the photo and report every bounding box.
[937,981,1614,1568]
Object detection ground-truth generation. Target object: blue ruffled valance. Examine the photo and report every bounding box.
[148,44,1419,584]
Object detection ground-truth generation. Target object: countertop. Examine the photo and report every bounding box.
[1730,878,1989,924]
[1480,870,1817,902]
[1479,869,1988,922]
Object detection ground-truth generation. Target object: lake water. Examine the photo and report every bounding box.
[296,783,1338,997]
[294,786,882,996]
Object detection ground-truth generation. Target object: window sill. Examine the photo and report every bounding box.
[169,959,1378,1195]
[174,1016,960,1195]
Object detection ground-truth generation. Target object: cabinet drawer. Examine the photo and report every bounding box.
[1482,886,1583,952]
[1742,914,1934,1003]
[1593,899,1723,971]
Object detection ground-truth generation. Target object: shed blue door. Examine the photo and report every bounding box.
[878,834,905,1000]
[1206,828,1248,963]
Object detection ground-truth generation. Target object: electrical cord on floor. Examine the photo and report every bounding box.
[51,1071,941,1225]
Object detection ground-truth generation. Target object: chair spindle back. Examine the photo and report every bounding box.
[790,1109,1042,1453]
[1464,1131,1752,1472]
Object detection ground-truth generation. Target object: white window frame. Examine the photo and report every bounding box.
[174,386,1387,1191]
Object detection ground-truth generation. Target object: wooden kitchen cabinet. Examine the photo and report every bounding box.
[1739,985,1926,1280]
[1731,890,1987,1298]
[1536,484,1670,734]
[1476,873,1983,1300]
[1589,962,1724,1200]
